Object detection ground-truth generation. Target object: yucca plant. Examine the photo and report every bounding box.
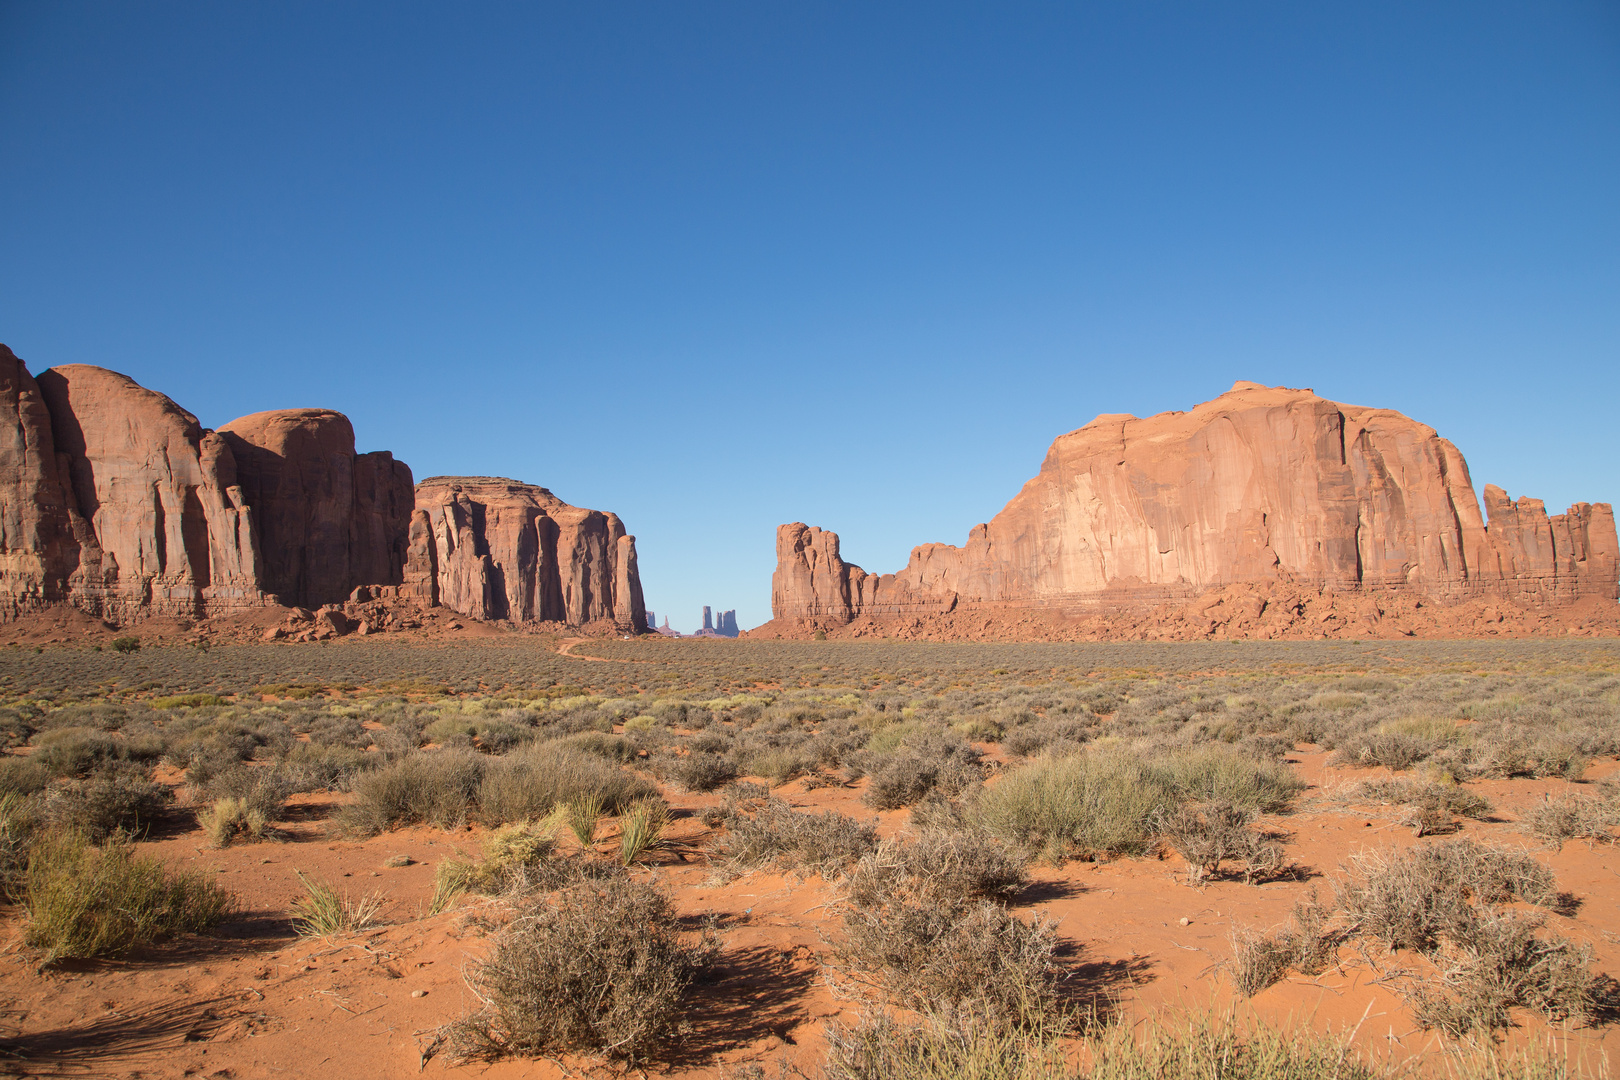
[618,798,669,866]
[291,870,385,937]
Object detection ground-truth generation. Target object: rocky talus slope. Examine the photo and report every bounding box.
[0,344,644,632]
[760,381,1618,640]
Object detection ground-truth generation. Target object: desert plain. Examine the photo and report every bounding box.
[3,632,1620,1078]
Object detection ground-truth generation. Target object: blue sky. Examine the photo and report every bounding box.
[3,2,1617,632]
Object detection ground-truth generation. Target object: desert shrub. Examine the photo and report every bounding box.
[557,730,636,762]
[971,748,1177,858]
[447,880,712,1063]
[1409,908,1606,1034]
[1337,839,1559,954]
[110,636,140,653]
[306,715,372,749]
[0,756,50,797]
[31,727,141,776]
[1158,801,1286,885]
[337,750,485,834]
[1519,792,1617,847]
[1330,717,1459,771]
[198,797,270,847]
[715,797,878,877]
[151,693,226,709]
[847,828,1028,908]
[835,893,1064,1026]
[862,751,982,810]
[23,831,233,963]
[478,743,656,826]
[669,751,737,792]
[1002,718,1092,758]
[193,763,289,820]
[277,741,371,790]
[1353,776,1492,822]
[1160,744,1304,813]
[43,763,170,841]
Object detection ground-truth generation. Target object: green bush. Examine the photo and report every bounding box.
[972,748,1178,858]
[24,831,233,964]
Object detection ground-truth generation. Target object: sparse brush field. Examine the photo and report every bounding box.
[3,637,1620,1077]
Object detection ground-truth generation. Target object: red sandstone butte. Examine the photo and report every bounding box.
[0,344,646,631]
[768,382,1618,635]
[408,476,646,630]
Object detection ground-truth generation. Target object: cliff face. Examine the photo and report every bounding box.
[409,476,646,629]
[218,409,414,609]
[773,382,1618,625]
[35,363,263,622]
[0,345,646,630]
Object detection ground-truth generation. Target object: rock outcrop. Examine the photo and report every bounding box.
[409,476,646,629]
[0,345,647,631]
[771,382,1618,632]
[218,410,414,609]
[35,363,263,622]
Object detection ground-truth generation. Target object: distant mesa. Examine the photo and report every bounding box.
[0,343,645,634]
[758,381,1618,641]
[647,606,738,638]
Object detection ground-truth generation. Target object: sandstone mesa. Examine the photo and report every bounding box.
[0,344,644,634]
[761,381,1619,641]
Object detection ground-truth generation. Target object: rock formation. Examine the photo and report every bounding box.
[409,476,646,629]
[770,382,1618,633]
[218,409,413,609]
[0,345,647,631]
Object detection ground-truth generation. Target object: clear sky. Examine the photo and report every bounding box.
[3,3,1617,633]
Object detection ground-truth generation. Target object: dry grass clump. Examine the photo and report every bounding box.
[715,795,878,878]
[0,791,39,897]
[1158,801,1288,885]
[971,748,1177,859]
[336,743,655,835]
[478,743,657,825]
[1229,892,1339,997]
[24,831,234,964]
[1519,791,1618,847]
[447,880,713,1064]
[431,816,590,906]
[1409,908,1603,1036]
[291,870,385,937]
[1334,839,1610,1032]
[1337,839,1559,953]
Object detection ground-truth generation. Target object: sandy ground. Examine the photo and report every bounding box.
[5,748,1620,1077]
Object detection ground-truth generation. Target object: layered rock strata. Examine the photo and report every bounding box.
[772,382,1617,629]
[0,345,646,630]
[409,476,646,629]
